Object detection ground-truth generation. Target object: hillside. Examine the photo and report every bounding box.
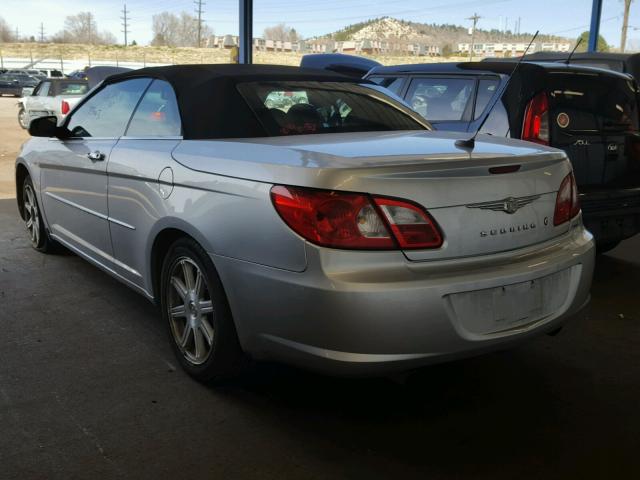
[325,17,572,50]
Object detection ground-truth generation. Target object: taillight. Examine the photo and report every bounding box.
[270,185,443,250]
[61,100,70,115]
[553,173,580,226]
[522,91,549,145]
[374,197,443,249]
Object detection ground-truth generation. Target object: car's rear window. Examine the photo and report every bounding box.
[547,72,639,133]
[237,81,429,136]
[59,82,89,95]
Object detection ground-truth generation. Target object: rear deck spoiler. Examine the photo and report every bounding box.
[300,54,381,79]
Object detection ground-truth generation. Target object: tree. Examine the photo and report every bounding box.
[263,23,301,43]
[130,40,138,46]
[0,16,15,42]
[576,30,610,52]
[65,12,97,44]
[51,12,116,45]
[151,11,212,47]
[441,44,453,57]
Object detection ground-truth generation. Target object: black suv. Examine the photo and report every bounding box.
[302,54,640,252]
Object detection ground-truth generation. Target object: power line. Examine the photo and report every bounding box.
[121,3,131,46]
[194,0,205,48]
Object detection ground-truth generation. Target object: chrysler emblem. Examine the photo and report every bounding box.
[503,197,519,214]
[466,194,540,215]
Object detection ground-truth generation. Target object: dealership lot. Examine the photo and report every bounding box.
[2,62,640,479]
[1,136,639,477]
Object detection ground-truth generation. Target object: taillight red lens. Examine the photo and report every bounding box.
[554,173,580,226]
[270,186,395,249]
[522,92,549,145]
[61,100,70,115]
[270,186,443,250]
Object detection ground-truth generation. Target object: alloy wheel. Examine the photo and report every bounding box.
[18,109,27,129]
[167,257,215,365]
[23,184,41,247]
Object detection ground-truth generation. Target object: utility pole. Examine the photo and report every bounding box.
[14,27,19,41]
[467,13,481,61]
[620,0,632,53]
[87,12,93,45]
[39,23,45,43]
[121,3,130,47]
[194,0,205,48]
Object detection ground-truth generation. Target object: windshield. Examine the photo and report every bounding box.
[237,81,430,136]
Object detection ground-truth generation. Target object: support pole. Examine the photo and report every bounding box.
[239,0,253,64]
[588,0,603,52]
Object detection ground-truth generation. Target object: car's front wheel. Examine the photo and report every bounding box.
[18,108,28,129]
[22,176,54,252]
[160,237,247,383]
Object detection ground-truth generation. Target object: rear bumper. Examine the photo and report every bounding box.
[581,188,640,244]
[212,225,595,376]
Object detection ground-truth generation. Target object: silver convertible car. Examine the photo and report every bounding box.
[16,65,594,382]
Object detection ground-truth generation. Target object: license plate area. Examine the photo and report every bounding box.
[446,268,573,335]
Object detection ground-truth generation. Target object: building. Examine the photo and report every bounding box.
[457,41,572,57]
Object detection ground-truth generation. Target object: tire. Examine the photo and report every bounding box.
[160,237,247,383]
[22,176,54,253]
[596,240,621,255]
[18,108,28,129]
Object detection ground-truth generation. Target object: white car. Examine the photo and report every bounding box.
[18,78,89,129]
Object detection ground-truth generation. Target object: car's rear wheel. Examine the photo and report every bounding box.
[160,237,247,383]
[22,176,54,252]
[18,108,28,129]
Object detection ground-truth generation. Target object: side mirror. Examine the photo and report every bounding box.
[28,116,67,138]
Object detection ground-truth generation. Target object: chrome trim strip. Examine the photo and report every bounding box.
[44,191,136,230]
[45,191,107,220]
[107,216,136,230]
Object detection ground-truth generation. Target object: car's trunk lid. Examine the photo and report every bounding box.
[173,131,573,260]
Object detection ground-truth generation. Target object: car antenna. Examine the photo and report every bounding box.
[564,37,582,65]
[455,30,539,150]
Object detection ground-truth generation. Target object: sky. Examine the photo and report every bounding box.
[1,0,638,49]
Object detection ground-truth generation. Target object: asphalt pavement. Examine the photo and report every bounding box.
[0,197,638,479]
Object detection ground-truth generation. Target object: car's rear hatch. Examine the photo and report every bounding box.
[545,69,640,192]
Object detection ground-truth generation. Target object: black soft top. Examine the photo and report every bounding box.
[106,64,363,139]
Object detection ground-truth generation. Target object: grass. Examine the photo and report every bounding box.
[0,42,466,67]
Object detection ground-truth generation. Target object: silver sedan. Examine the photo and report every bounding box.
[15,65,594,382]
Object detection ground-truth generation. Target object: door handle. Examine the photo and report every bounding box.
[87,150,105,161]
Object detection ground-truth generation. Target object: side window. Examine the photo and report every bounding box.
[367,76,405,96]
[479,101,510,137]
[126,80,182,137]
[66,78,151,138]
[34,82,50,96]
[39,82,52,97]
[474,78,500,120]
[405,77,475,121]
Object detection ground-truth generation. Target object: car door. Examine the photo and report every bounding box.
[107,79,183,294]
[26,81,51,123]
[39,78,151,266]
